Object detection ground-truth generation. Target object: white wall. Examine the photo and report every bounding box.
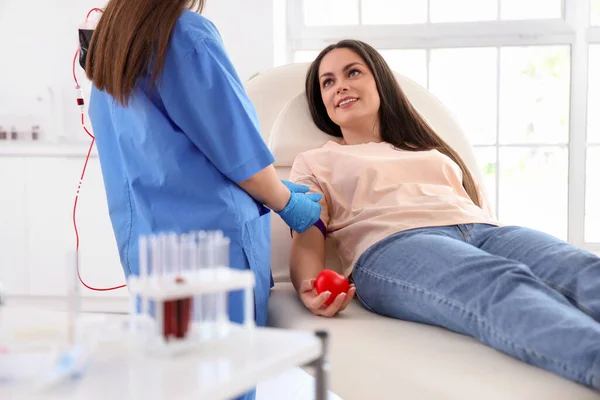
[0,0,64,141]
[0,0,277,143]
[204,0,275,82]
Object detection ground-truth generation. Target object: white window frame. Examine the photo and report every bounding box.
[285,0,600,252]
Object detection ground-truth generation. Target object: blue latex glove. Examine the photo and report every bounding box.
[276,180,323,233]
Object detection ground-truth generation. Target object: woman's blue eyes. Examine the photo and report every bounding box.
[322,69,361,87]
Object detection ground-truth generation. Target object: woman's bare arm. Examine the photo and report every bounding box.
[290,227,326,291]
[290,226,356,317]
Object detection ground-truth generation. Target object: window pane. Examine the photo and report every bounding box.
[501,0,562,20]
[430,0,497,22]
[589,45,600,143]
[303,0,359,26]
[361,0,427,24]
[294,50,320,63]
[379,49,427,89]
[586,147,600,242]
[474,146,498,217]
[592,0,600,26]
[429,48,497,145]
[499,46,570,145]
[499,147,568,240]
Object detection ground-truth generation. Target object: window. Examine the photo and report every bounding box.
[377,50,427,88]
[586,45,600,242]
[429,0,562,22]
[290,0,600,250]
[499,46,570,145]
[362,0,426,25]
[474,147,498,216]
[429,48,498,146]
[587,147,600,242]
[593,0,600,25]
[429,45,570,239]
[501,0,562,20]
[500,147,568,239]
[588,45,600,144]
[302,0,359,26]
[430,0,497,22]
[301,0,564,25]
[498,46,570,239]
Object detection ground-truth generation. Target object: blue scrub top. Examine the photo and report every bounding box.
[88,11,274,327]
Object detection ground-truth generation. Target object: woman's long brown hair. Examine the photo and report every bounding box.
[305,40,481,208]
[85,0,205,106]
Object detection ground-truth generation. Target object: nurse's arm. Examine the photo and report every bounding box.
[237,165,292,212]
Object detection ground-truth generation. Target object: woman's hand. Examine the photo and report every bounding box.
[298,278,356,317]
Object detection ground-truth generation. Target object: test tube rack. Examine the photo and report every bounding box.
[126,231,256,357]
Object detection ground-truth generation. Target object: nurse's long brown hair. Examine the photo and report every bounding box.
[85,0,205,106]
[305,40,481,208]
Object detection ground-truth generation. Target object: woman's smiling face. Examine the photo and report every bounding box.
[318,47,380,135]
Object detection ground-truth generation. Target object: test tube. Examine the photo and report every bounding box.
[159,233,168,278]
[150,236,160,285]
[155,233,168,341]
[189,234,200,323]
[149,235,161,337]
[216,236,230,329]
[207,232,217,328]
[202,232,214,338]
[186,234,199,326]
[197,231,208,271]
[179,234,195,332]
[197,231,208,325]
[155,298,164,340]
[244,286,254,329]
[139,235,149,322]
[168,232,179,278]
[186,236,192,272]
[139,235,148,281]
[178,233,190,275]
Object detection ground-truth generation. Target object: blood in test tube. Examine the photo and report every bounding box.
[163,276,192,339]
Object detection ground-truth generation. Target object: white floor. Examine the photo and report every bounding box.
[257,367,343,400]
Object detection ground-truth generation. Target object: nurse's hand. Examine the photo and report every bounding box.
[299,278,356,317]
[276,180,322,233]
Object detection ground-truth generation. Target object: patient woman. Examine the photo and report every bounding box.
[289,39,600,390]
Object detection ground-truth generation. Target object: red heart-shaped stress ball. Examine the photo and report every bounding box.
[315,269,350,306]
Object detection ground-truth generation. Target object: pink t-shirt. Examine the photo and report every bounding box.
[289,140,499,276]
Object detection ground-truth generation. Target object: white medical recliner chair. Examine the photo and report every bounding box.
[245,63,599,400]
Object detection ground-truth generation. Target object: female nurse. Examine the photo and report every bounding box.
[84,3,320,394]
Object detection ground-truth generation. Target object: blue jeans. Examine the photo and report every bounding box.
[351,223,600,390]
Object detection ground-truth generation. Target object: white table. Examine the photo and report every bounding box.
[0,307,329,400]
